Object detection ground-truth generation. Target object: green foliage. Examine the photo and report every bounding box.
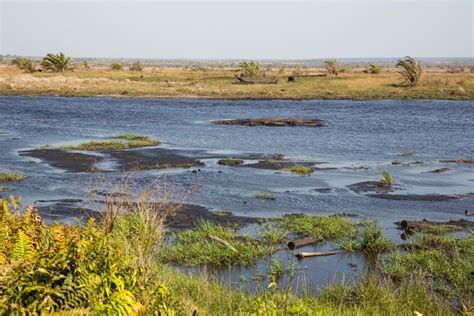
[56,136,160,151]
[110,133,150,141]
[365,64,383,74]
[238,61,260,77]
[341,220,394,254]
[279,214,356,241]
[111,63,123,70]
[0,171,25,182]
[129,62,143,71]
[324,59,341,75]
[218,156,244,166]
[396,56,422,87]
[11,57,35,73]
[159,221,278,266]
[41,52,71,72]
[379,169,393,186]
[282,165,313,175]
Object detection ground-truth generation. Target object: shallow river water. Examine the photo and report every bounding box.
[1,96,473,293]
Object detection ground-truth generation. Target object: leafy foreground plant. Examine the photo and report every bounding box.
[341,220,394,254]
[0,196,172,314]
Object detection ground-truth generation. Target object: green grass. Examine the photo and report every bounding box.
[0,171,25,182]
[110,133,151,141]
[279,214,357,242]
[382,233,473,307]
[56,137,160,151]
[0,194,469,315]
[217,156,244,166]
[255,192,276,200]
[158,221,278,266]
[340,220,394,254]
[281,165,313,175]
[379,169,393,186]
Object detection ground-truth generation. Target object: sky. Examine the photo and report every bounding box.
[0,0,472,59]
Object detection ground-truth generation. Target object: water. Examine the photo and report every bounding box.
[1,96,473,292]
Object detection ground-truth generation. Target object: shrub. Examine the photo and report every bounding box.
[365,64,383,74]
[110,63,123,70]
[396,56,422,87]
[324,59,340,75]
[379,169,393,186]
[41,52,71,72]
[11,57,35,73]
[0,171,25,182]
[129,62,143,71]
[238,61,260,77]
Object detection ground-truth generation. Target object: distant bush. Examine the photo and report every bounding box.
[11,57,35,73]
[41,52,71,72]
[238,61,260,77]
[111,63,123,70]
[324,60,340,76]
[364,64,383,74]
[396,56,422,87]
[129,62,143,71]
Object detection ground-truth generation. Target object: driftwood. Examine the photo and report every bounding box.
[295,251,339,259]
[465,210,474,216]
[287,237,320,250]
[208,235,237,252]
[235,77,278,85]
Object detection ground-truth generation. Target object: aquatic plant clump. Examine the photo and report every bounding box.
[279,214,357,242]
[282,165,313,175]
[217,156,244,166]
[56,135,160,151]
[0,171,25,182]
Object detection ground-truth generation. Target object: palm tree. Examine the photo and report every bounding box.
[324,60,340,76]
[396,56,422,87]
[11,57,35,73]
[238,61,260,77]
[41,52,71,72]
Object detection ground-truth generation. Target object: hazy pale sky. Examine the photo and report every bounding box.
[1,0,472,59]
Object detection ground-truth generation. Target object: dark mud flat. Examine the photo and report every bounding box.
[367,193,473,201]
[19,147,204,173]
[347,181,394,194]
[19,149,102,173]
[34,199,258,229]
[108,148,203,171]
[213,117,324,127]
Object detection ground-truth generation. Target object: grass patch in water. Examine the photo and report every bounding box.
[56,136,160,151]
[110,133,151,141]
[0,171,25,182]
[217,156,244,166]
[158,221,278,266]
[279,214,357,241]
[340,220,394,254]
[255,192,276,200]
[281,165,313,175]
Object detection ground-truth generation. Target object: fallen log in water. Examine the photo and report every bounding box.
[208,235,237,252]
[287,236,320,250]
[465,210,474,216]
[295,251,339,259]
[400,220,426,230]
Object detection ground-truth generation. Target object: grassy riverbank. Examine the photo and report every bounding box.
[0,66,472,100]
[1,193,472,315]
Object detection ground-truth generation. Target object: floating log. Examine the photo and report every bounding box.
[208,235,237,252]
[466,210,474,216]
[295,251,339,259]
[287,236,320,250]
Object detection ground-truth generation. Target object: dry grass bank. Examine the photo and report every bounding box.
[0,65,472,100]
